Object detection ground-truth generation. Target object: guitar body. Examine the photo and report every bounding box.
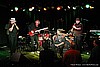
[28,31,34,36]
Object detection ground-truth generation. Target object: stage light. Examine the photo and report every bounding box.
[43,8,47,11]
[67,6,70,9]
[38,9,40,12]
[64,9,67,11]
[90,6,94,9]
[51,6,54,9]
[29,8,32,11]
[15,7,18,11]
[57,6,61,10]
[81,6,84,9]
[11,9,14,11]
[85,4,90,8]
[73,7,76,10]
[32,7,35,10]
[23,9,25,11]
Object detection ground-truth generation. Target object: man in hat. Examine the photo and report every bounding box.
[5,18,19,56]
[72,18,83,52]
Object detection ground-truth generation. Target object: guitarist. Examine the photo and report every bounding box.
[28,20,41,51]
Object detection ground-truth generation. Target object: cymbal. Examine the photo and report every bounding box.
[57,29,65,31]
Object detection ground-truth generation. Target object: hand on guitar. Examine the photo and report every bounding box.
[28,30,35,36]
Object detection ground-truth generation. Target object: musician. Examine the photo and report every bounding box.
[5,18,19,56]
[28,20,40,51]
[72,18,83,52]
[52,29,66,57]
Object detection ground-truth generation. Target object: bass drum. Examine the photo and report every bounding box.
[38,34,44,46]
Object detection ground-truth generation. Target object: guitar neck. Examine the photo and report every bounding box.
[35,27,48,32]
[29,27,48,36]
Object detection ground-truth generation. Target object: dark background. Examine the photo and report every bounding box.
[0,0,99,46]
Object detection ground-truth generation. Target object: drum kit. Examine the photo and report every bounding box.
[37,30,52,46]
[36,28,75,48]
[18,28,75,51]
[56,29,75,45]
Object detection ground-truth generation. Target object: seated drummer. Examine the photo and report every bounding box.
[52,29,66,57]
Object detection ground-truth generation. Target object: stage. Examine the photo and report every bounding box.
[0,45,90,67]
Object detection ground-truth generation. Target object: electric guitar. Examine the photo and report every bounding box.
[28,27,48,36]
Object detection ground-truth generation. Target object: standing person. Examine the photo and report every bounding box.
[28,20,41,51]
[72,18,83,52]
[5,18,19,56]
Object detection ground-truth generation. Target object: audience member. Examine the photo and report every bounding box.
[87,38,100,64]
[39,40,57,67]
[62,45,82,67]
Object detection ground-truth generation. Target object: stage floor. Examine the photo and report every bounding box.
[0,45,90,67]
